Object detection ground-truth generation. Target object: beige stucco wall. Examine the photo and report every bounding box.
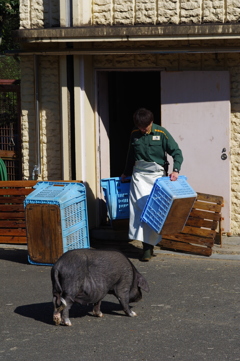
[19,0,240,28]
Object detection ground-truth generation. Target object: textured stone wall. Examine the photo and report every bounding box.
[99,0,240,25]
[20,0,240,28]
[20,0,60,28]
[20,56,61,180]
[39,56,61,180]
[20,56,36,178]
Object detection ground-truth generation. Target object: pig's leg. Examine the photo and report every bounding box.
[116,291,137,317]
[53,296,67,325]
[92,300,103,317]
[61,296,74,326]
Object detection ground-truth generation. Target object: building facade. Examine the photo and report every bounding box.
[15,0,240,233]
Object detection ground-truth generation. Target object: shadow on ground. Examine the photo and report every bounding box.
[15,300,126,326]
[0,238,143,265]
[0,248,28,264]
[90,238,142,259]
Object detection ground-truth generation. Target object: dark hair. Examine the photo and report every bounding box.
[133,108,154,128]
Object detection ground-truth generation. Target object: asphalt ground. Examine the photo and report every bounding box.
[1,239,240,361]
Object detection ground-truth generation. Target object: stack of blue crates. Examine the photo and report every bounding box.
[141,176,197,234]
[24,181,90,264]
[101,177,131,221]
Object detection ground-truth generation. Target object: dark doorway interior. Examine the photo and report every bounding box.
[0,80,21,180]
[108,71,160,177]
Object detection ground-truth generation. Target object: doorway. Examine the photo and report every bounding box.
[107,71,160,176]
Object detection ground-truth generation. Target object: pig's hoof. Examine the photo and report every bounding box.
[129,310,137,317]
[61,317,72,326]
[93,310,103,317]
[53,313,62,325]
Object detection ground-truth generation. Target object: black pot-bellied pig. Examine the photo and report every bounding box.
[51,249,149,326]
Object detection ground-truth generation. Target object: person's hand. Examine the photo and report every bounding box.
[121,174,128,182]
[169,172,179,181]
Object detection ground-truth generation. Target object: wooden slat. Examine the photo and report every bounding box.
[0,229,26,236]
[0,196,25,204]
[162,234,215,247]
[181,226,216,238]
[0,204,24,212]
[192,200,222,213]
[0,236,27,244]
[0,189,34,196]
[0,181,37,187]
[189,209,221,221]
[0,150,16,158]
[0,220,26,228]
[0,212,25,219]
[160,239,212,256]
[186,217,218,230]
[196,192,224,204]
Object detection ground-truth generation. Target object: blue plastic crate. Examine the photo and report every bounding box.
[101,177,131,220]
[141,176,197,234]
[25,181,90,265]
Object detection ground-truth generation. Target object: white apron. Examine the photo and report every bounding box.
[129,160,165,246]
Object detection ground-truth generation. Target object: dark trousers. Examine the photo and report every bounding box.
[142,242,154,251]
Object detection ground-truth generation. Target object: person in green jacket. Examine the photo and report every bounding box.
[121,108,183,261]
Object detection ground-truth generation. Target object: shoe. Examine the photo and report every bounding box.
[141,244,154,261]
[141,248,153,261]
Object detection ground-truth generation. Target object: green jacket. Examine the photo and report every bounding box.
[123,123,183,175]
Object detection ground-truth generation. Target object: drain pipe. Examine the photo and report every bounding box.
[32,55,41,180]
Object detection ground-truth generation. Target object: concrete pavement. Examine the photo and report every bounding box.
[1,241,240,361]
[89,227,240,259]
[1,235,240,260]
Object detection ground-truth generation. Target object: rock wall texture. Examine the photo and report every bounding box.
[19,0,240,28]
[20,56,61,181]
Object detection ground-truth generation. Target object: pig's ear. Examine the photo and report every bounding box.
[138,275,150,293]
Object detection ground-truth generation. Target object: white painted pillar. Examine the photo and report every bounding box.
[74,55,95,183]
[72,0,92,26]
[60,0,92,27]
[59,0,71,26]
[74,55,97,227]
[74,55,86,182]
[59,56,70,180]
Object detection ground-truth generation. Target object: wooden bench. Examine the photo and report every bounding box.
[0,181,37,244]
[160,192,224,256]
